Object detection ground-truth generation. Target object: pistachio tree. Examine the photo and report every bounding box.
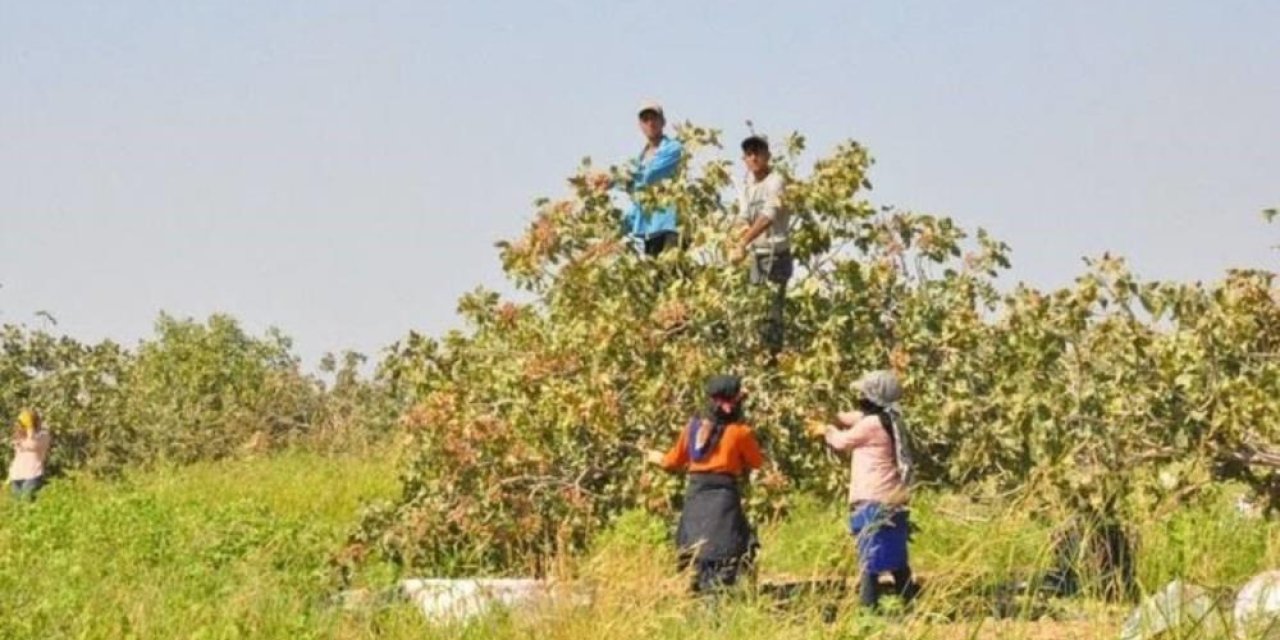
[354,125,1280,585]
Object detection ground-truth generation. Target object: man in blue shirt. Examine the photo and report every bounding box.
[617,101,684,256]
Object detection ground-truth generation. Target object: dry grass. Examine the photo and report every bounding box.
[2,456,1276,639]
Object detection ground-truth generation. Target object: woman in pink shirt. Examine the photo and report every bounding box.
[808,371,917,610]
[8,408,51,500]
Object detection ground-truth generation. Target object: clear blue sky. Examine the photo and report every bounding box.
[2,1,1278,365]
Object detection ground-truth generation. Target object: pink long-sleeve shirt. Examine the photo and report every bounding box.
[9,429,51,481]
[823,414,907,506]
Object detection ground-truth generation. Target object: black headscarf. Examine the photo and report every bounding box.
[688,375,743,462]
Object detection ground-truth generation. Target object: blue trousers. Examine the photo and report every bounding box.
[10,475,44,500]
[850,502,915,608]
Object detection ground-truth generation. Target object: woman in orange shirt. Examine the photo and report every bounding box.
[646,374,765,592]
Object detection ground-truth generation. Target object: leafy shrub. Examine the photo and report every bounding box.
[122,313,322,463]
[356,123,1280,579]
[1,314,397,474]
[0,324,132,473]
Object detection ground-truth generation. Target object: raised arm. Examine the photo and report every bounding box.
[737,427,765,471]
[14,434,39,452]
[823,417,875,453]
[633,140,683,188]
[658,424,690,472]
[836,410,865,428]
[35,431,51,459]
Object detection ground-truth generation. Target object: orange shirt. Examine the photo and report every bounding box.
[661,420,765,477]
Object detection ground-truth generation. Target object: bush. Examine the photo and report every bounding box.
[1,314,398,475]
[356,123,1280,580]
[122,313,322,463]
[0,324,133,473]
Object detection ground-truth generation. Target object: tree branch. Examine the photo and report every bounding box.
[1227,447,1280,469]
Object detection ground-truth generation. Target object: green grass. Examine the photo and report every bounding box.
[2,455,1278,638]
[0,451,423,639]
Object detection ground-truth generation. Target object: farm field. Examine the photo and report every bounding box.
[3,451,1277,639]
[6,4,1280,639]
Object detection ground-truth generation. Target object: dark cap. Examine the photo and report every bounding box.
[705,374,742,398]
[741,135,769,154]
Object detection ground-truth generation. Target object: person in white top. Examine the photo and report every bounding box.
[8,408,51,500]
[731,134,792,356]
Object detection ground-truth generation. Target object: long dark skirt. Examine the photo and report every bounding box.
[676,473,756,592]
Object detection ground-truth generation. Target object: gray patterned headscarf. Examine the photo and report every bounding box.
[856,370,915,486]
[857,370,903,410]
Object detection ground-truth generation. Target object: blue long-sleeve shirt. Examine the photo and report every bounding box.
[621,136,683,239]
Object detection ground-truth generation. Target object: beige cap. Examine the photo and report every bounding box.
[637,100,664,117]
